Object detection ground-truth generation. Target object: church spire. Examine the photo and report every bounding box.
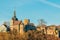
[12,10,18,21]
[14,10,16,18]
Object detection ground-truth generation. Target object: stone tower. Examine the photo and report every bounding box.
[10,10,18,31]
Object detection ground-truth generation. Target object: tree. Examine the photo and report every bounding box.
[38,19,47,26]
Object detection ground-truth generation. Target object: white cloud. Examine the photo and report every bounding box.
[40,0,60,8]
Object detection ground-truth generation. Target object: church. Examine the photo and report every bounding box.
[10,10,36,35]
[10,10,24,35]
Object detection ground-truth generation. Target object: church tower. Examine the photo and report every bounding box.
[12,10,18,21]
[10,10,18,31]
[10,10,24,33]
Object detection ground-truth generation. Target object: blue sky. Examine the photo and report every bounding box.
[0,0,60,25]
